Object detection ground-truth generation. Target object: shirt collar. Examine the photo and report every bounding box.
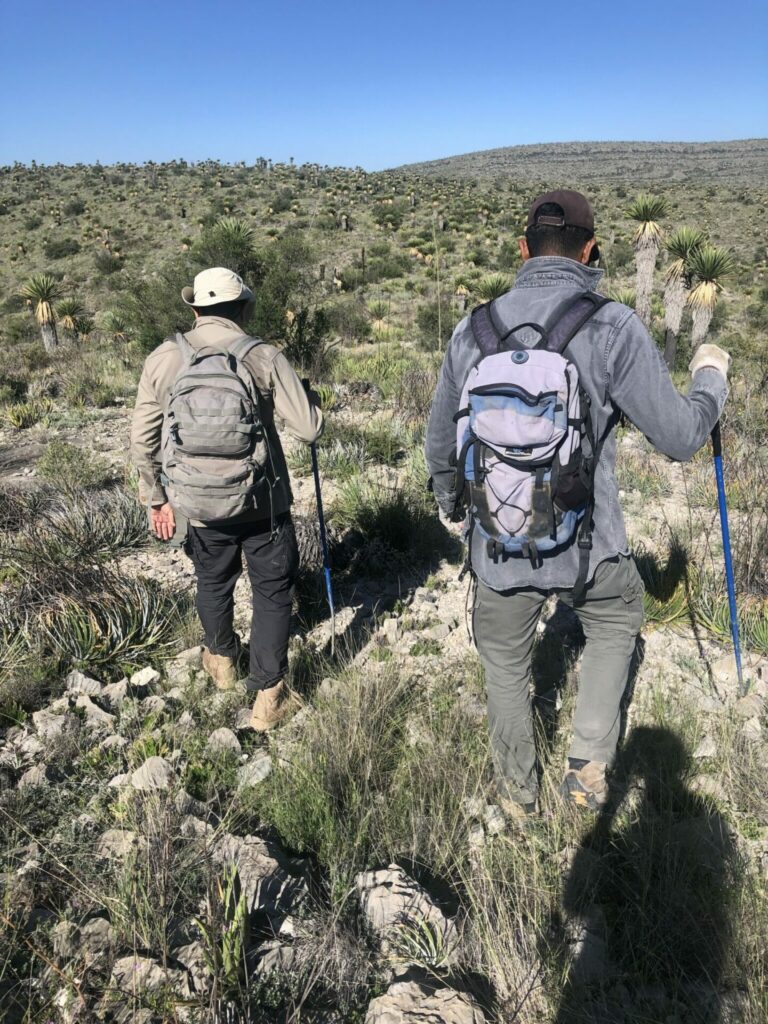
[515,256,605,290]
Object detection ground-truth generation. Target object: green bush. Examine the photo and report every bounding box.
[44,238,81,260]
[37,440,114,490]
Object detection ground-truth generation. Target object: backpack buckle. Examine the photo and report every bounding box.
[577,537,593,551]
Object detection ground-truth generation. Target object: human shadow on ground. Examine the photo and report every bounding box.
[551,726,740,1024]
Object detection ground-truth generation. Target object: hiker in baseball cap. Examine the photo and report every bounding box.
[520,189,601,266]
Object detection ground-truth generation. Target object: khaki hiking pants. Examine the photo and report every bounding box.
[472,554,645,805]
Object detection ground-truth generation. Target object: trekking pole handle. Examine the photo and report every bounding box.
[711,420,722,458]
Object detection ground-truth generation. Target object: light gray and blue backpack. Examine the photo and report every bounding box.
[455,292,612,598]
[161,333,271,522]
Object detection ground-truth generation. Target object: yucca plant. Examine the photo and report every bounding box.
[475,273,512,302]
[54,297,87,340]
[607,287,636,309]
[628,194,667,327]
[100,310,129,343]
[662,227,706,368]
[687,244,735,348]
[21,273,62,351]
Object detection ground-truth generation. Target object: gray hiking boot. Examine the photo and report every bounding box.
[560,759,609,810]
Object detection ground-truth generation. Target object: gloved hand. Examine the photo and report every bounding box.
[438,505,465,536]
[689,344,731,380]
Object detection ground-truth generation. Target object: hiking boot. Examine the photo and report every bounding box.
[202,649,238,691]
[249,680,289,732]
[560,760,609,811]
[492,780,539,821]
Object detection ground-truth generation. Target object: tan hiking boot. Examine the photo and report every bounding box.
[560,760,609,810]
[249,680,289,731]
[202,648,238,691]
[492,780,539,822]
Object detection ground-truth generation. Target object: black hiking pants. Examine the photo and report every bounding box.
[184,515,299,691]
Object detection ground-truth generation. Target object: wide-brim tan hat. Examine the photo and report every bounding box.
[181,267,254,307]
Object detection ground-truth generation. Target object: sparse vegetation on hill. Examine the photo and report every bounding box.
[0,150,766,1022]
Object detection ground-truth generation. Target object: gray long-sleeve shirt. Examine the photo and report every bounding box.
[425,257,727,592]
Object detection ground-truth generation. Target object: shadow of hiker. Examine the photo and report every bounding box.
[553,726,739,1024]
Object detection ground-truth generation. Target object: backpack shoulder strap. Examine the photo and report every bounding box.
[173,332,195,367]
[229,335,266,363]
[470,303,503,358]
[547,292,613,355]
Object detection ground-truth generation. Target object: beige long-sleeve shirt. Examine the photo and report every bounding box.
[129,315,323,525]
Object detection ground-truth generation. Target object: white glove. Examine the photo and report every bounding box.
[689,344,731,380]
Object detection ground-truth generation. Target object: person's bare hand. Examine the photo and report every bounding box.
[151,502,176,541]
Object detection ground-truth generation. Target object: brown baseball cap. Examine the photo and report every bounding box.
[526,189,599,263]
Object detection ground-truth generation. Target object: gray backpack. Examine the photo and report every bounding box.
[161,333,270,522]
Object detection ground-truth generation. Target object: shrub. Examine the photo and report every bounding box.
[44,238,81,259]
[94,250,122,275]
[63,198,86,216]
[37,440,114,490]
[416,297,454,350]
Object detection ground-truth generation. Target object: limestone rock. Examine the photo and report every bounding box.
[742,716,762,741]
[18,764,48,789]
[32,707,68,740]
[735,694,764,719]
[65,670,103,696]
[100,734,128,753]
[131,756,175,791]
[212,832,307,917]
[365,979,485,1023]
[693,734,717,759]
[691,775,728,803]
[130,666,161,692]
[482,804,506,836]
[206,727,242,755]
[74,694,115,736]
[425,623,451,642]
[356,864,457,958]
[107,773,131,788]
[97,829,140,860]
[80,915,116,954]
[102,679,129,709]
[140,695,167,716]
[110,955,187,995]
[237,750,273,788]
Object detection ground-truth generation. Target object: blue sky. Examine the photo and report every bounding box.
[1,0,766,169]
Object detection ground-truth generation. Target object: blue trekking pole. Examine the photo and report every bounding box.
[310,439,336,657]
[711,421,744,695]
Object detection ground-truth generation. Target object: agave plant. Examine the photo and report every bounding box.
[687,245,735,348]
[475,273,512,302]
[662,227,706,368]
[21,273,62,351]
[55,297,87,340]
[628,194,667,327]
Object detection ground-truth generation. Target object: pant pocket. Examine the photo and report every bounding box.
[621,555,645,629]
[273,517,300,580]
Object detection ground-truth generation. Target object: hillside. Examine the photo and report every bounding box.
[397,139,768,184]
[0,156,767,1022]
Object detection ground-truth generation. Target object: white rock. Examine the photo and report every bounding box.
[65,670,103,696]
[483,804,506,836]
[107,773,131,788]
[102,679,128,709]
[131,756,175,791]
[691,775,728,803]
[237,751,273,788]
[130,666,161,691]
[742,717,762,741]
[97,829,140,860]
[74,695,115,736]
[365,979,486,1023]
[693,735,718,759]
[110,955,187,995]
[18,764,48,789]
[100,734,128,752]
[31,708,68,740]
[206,727,242,755]
[355,864,457,958]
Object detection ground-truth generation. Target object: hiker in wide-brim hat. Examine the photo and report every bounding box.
[130,266,323,731]
[425,189,730,818]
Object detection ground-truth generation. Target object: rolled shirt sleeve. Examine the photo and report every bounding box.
[268,351,324,443]
[425,327,464,513]
[129,361,167,505]
[606,313,727,461]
